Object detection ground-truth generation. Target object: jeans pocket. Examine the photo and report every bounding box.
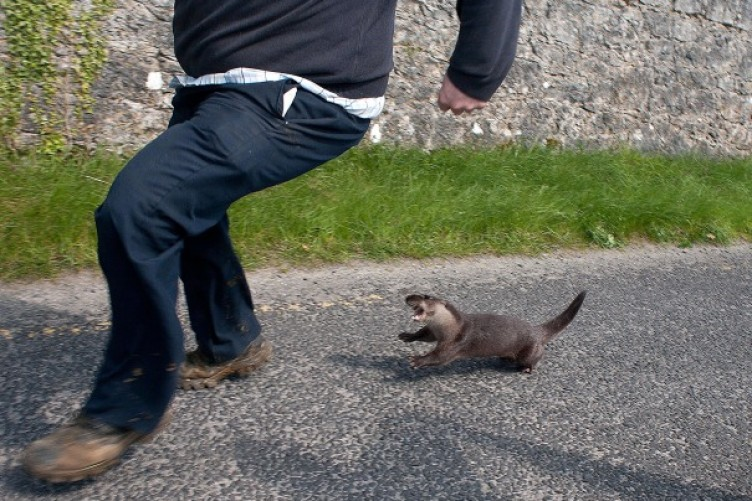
[281,87,298,118]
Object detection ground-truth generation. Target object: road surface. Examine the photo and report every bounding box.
[0,244,750,499]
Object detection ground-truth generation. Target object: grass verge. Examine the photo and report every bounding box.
[1,146,750,280]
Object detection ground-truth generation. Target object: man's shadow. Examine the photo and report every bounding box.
[0,296,107,494]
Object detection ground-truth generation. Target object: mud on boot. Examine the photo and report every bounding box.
[180,336,272,390]
[21,411,171,483]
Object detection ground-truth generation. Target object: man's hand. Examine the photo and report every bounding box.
[437,75,488,115]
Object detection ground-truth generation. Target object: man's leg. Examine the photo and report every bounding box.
[177,82,371,389]
[180,216,261,364]
[22,81,370,482]
[178,216,271,390]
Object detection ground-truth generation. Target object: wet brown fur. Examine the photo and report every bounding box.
[399,291,587,372]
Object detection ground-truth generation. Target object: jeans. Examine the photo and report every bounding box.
[83,81,370,433]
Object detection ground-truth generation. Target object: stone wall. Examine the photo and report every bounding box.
[59,1,752,155]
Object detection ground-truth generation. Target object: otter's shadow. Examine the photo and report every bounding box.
[328,353,520,382]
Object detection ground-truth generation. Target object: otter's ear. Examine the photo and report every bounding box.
[405,294,423,305]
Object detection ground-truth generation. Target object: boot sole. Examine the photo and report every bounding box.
[28,458,121,484]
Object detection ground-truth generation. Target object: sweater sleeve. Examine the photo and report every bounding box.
[447,0,522,101]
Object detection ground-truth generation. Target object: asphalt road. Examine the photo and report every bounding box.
[0,245,750,500]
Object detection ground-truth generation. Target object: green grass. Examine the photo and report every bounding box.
[1,146,750,280]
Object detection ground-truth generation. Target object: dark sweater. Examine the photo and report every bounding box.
[173,0,521,101]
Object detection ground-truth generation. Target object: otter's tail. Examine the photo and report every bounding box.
[539,291,587,343]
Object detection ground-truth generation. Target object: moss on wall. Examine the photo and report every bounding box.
[0,0,115,152]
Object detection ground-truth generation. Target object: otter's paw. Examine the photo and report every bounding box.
[409,355,425,368]
[398,332,414,342]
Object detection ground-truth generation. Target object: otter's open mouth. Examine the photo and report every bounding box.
[405,294,432,322]
[411,306,426,322]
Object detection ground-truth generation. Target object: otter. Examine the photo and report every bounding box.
[399,291,587,372]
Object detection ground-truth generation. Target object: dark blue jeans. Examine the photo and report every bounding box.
[83,81,370,433]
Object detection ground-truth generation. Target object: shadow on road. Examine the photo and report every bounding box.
[0,297,106,496]
[234,408,751,500]
[329,352,521,382]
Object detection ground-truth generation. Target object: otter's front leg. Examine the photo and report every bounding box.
[409,343,462,368]
[398,326,437,343]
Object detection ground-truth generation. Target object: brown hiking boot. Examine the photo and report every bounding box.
[180,336,272,390]
[21,412,171,483]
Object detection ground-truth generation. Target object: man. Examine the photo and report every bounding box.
[22,0,522,482]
